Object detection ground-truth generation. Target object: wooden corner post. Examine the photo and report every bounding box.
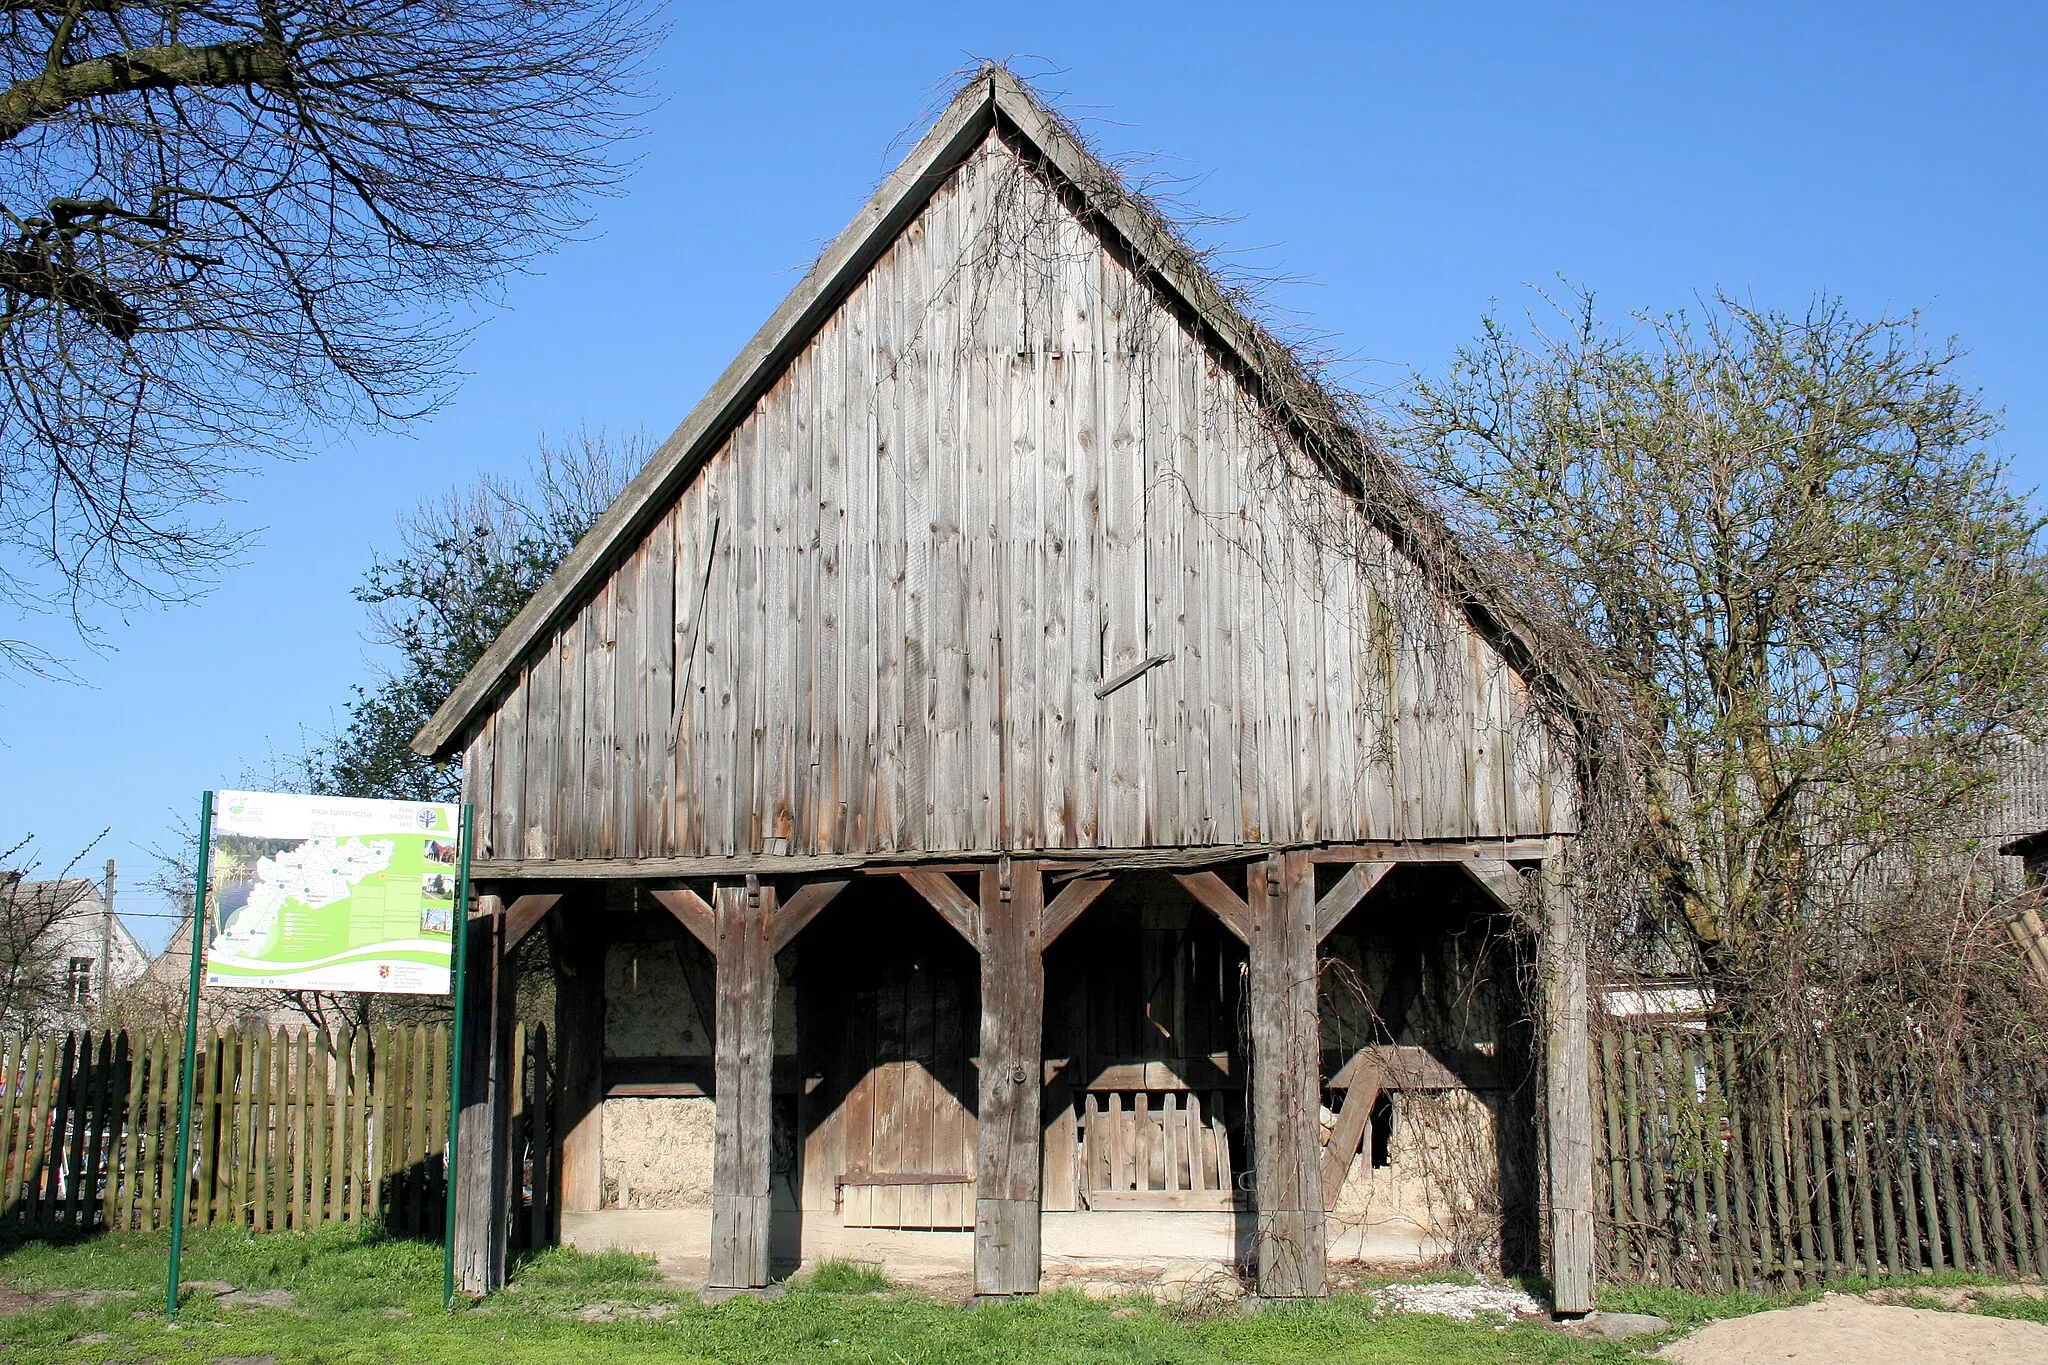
[552,901,605,1215]
[975,858,1045,1297]
[710,876,779,1289]
[1538,858,1595,1315]
[454,893,513,1293]
[1247,852,1326,1297]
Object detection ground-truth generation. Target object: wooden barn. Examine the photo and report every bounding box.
[417,67,1597,1311]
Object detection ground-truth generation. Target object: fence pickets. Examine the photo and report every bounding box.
[9,1017,2044,1291]
[1596,1026,2048,1291]
[0,1024,552,1244]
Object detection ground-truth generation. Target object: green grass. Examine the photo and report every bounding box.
[0,1225,1665,1364]
[805,1258,888,1293]
[5,1225,2036,1363]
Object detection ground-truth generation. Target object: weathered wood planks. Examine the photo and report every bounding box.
[709,879,778,1288]
[453,123,1578,868]
[1539,862,1595,1315]
[973,862,1046,1296]
[1244,853,1326,1297]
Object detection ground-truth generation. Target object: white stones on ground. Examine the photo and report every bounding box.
[1373,1280,1546,1323]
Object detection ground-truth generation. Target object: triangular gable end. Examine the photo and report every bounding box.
[414,67,1586,767]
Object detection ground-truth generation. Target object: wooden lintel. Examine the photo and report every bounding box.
[1326,1043,1497,1092]
[468,836,1566,885]
[1173,871,1251,944]
[1041,875,1113,949]
[899,870,981,950]
[649,887,716,952]
[771,879,851,952]
[862,862,987,877]
[1305,837,1561,865]
[1312,863,1390,942]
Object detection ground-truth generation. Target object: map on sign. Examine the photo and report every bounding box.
[205,791,460,995]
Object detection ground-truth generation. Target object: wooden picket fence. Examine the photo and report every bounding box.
[0,1024,555,1241]
[1596,1027,2048,1290]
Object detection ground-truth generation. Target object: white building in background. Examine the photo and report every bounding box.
[0,861,150,1029]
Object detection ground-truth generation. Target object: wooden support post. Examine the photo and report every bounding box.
[1539,860,1595,1316]
[1246,852,1325,1297]
[710,876,778,1289]
[454,894,514,1291]
[552,907,605,1215]
[975,859,1045,1297]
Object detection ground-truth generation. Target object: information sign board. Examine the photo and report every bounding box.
[204,790,459,994]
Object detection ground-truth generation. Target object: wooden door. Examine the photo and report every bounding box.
[796,898,979,1228]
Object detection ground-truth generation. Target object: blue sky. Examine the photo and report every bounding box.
[4,4,2044,947]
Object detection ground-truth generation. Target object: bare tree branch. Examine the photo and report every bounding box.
[0,40,292,144]
[0,0,658,658]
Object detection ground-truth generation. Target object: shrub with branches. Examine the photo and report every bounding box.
[1395,288,2048,1049]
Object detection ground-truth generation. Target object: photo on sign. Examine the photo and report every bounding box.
[419,874,456,935]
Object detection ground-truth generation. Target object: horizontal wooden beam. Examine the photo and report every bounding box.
[1041,875,1113,949]
[1312,862,1390,941]
[1173,871,1250,944]
[601,1056,803,1098]
[469,836,1569,883]
[1326,1044,1499,1092]
[1305,838,1561,865]
[900,870,980,949]
[1064,1053,1239,1091]
[771,879,851,952]
[861,862,988,877]
[648,887,715,952]
[501,893,563,952]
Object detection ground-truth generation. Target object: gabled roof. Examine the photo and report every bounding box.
[414,65,1597,762]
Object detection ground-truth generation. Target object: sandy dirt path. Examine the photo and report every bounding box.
[1657,1296,2048,1364]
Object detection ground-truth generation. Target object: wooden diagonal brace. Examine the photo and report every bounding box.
[650,887,716,952]
[1321,1063,1382,1211]
[500,893,563,952]
[1040,875,1112,950]
[1312,862,1391,942]
[1462,858,1532,926]
[901,870,981,950]
[772,879,851,952]
[1173,870,1250,944]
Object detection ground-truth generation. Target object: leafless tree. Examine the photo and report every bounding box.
[0,0,657,668]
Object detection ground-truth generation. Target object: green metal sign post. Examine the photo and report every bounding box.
[442,803,474,1310]
[165,791,213,1320]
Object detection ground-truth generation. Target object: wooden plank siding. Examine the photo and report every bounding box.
[461,132,1573,864]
